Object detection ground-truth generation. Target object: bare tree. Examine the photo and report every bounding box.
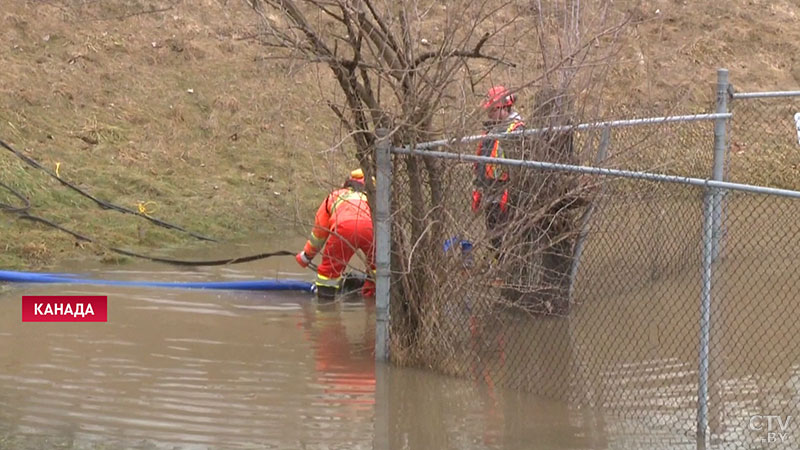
[244,0,630,365]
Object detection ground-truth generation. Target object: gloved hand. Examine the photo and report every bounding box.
[295,251,311,268]
[471,190,482,213]
[361,280,376,298]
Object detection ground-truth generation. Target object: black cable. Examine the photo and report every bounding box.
[2,177,371,275]
[2,177,295,266]
[17,212,294,265]
[0,181,31,213]
[0,138,217,242]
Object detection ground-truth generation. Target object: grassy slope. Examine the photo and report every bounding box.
[1,0,800,269]
[0,0,348,269]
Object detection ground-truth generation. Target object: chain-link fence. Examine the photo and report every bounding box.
[373,70,800,449]
[709,190,800,448]
[383,150,716,448]
[729,92,800,188]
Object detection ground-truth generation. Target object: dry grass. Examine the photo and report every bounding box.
[1,0,800,269]
[0,0,352,269]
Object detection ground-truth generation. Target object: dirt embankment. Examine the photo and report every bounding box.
[0,1,346,269]
[1,0,799,270]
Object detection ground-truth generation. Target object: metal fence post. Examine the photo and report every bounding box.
[712,68,729,262]
[373,361,391,450]
[698,188,714,450]
[375,128,392,362]
[698,67,729,450]
[713,69,730,181]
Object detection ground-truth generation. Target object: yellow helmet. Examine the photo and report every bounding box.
[350,168,364,180]
[347,168,374,188]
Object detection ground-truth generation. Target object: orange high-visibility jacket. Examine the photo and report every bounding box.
[474,120,525,184]
[303,187,372,258]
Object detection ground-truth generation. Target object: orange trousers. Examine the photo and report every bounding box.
[316,220,375,296]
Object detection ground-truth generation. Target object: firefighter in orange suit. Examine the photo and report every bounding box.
[296,169,376,299]
[472,85,525,254]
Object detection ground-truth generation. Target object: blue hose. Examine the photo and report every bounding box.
[0,270,315,292]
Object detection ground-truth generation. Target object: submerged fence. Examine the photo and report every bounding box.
[373,68,800,449]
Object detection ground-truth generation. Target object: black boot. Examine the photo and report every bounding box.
[315,284,338,302]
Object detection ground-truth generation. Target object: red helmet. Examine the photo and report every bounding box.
[481,85,516,110]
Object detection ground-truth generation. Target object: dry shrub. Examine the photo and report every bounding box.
[242,0,633,372]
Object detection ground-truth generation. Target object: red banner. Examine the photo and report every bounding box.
[21,296,108,322]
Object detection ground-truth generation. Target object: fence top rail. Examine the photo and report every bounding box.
[391,147,800,199]
[731,90,800,99]
[398,113,731,151]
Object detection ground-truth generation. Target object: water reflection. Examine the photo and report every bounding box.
[0,279,375,449]
[299,298,376,417]
[0,258,705,449]
[384,359,641,450]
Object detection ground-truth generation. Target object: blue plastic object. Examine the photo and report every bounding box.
[0,270,315,292]
[443,236,460,253]
[443,236,475,268]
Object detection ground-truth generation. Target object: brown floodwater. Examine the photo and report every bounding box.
[0,238,731,450]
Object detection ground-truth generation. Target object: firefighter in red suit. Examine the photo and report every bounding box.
[296,169,376,299]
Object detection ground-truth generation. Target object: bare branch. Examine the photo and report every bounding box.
[308,0,345,23]
[412,32,516,68]
[356,10,405,78]
[327,101,355,134]
[361,0,405,60]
